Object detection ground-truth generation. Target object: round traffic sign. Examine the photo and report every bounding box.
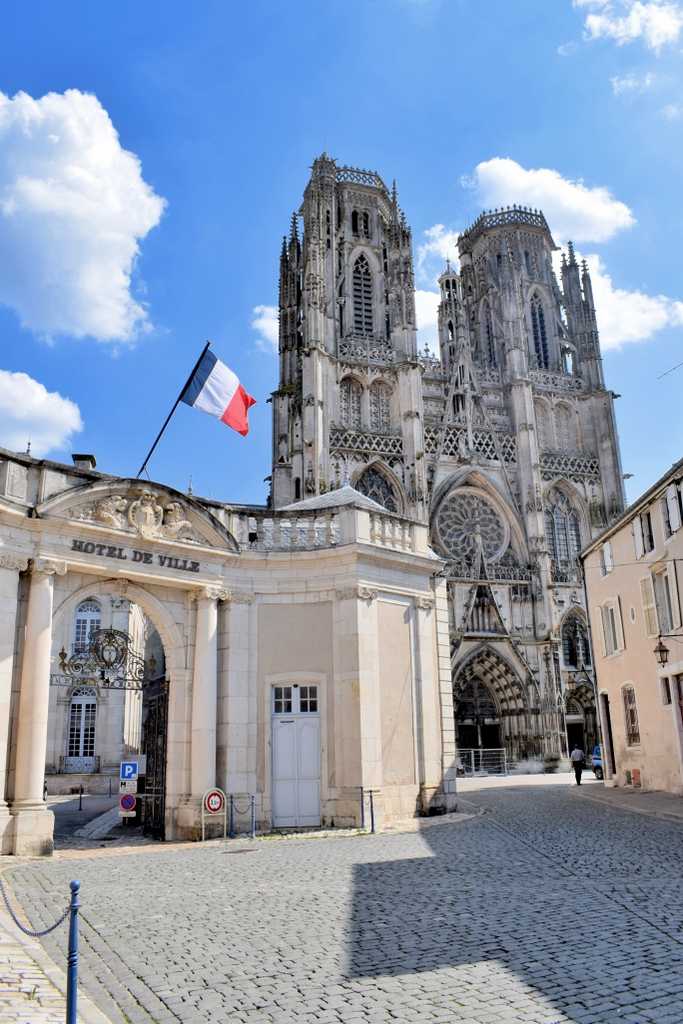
[120,794,136,811]
[205,790,224,814]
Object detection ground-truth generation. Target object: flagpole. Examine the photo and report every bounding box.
[136,341,212,478]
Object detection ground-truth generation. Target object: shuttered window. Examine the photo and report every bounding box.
[622,685,640,746]
[595,607,607,658]
[633,516,644,559]
[666,483,682,532]
[639,575,659,639]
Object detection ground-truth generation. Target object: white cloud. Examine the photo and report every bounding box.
[558,41,579,55]
[0,89,165,343]
[469,157,635,244]
[611,71,652,92]
[0,369,82,456]
[577,1,683,51]
[251,304,279,352]
[415,289,440,354]
[574,251,683,348]
[416,224,460,278]
[662,102,681,116]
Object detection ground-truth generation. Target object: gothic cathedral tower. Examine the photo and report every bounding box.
[425,207,624,763]
[272,155,426,519]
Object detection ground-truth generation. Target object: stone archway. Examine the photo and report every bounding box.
[565,684,597,758]
[453,646,543,764]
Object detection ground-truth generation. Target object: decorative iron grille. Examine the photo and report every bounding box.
[53,628,157,691]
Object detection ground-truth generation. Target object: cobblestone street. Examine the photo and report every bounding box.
[4,781,683,1024]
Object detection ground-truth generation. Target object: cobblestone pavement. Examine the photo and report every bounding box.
[4,782,683,1024]
[0,911,65,1024]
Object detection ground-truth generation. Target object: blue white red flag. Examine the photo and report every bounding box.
[180,350,256,436]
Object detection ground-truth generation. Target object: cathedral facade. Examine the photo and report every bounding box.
[0,154,623,856]
[273,154,624,769]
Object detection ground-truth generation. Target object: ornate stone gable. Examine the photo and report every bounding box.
[36,480,239,551]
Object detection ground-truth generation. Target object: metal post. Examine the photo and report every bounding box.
[78,786,82,811]
[230,795,234,839]
[369,790,375,834]
[66,881,80,1024]
[471,750,475,776]
[503,751,508,777]
[360,787,365,830]
[250,795,255,839]
[108,777,112,798]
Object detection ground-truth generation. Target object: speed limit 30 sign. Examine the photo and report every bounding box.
[205,790,224,814]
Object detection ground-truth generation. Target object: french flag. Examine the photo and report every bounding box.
[181,350,256,436]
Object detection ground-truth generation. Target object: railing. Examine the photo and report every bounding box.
[236,513,340,551]
[447,559,533,583]
[233,508,419,554]
[459,207,550,250]
[530,370,585,393]
[338,335,395,365]
[336,165,386,190]
[329,428,403,457]
[456,748,508,776]
[540,450,600,481]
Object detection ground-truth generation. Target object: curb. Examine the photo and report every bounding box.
[569,787,683,823]
[0,901,115,1024]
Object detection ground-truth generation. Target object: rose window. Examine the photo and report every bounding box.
[436,490,506,561]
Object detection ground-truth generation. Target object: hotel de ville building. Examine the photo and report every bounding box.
[0,155,623,855]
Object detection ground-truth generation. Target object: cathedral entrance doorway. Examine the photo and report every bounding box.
[454,678,500,749]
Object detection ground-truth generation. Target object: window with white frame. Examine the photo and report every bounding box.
[634,510,655,558]
[621,685,640,746]
[599,540,613,577]
[662,677,673,706]
[73,600,102,653]
[639,565,681,638]
[67,687,98,758]
[272,685,319,715]
[595,598,625,657]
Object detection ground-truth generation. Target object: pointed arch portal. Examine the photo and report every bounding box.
[453,646,542,763]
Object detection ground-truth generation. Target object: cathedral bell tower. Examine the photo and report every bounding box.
[271,155,426,519]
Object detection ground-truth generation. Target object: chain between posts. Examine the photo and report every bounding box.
[0,876,70,936]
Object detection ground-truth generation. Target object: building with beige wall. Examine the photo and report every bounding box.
[582,456,683,793]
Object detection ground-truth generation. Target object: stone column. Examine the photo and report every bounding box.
[190,587,227,800]
[0,554,28,854]
[12,557,66,856]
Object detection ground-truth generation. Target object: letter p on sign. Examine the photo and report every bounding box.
[120,761,138,781]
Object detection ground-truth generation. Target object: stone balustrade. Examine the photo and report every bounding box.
[230,507,424,555]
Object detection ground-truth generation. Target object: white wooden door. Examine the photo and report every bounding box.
[272,685,321,827]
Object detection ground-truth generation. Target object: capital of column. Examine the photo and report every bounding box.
[0,552,28,572]
[189,585,230,602]
[414,596,435,610]
[28,558,67,577]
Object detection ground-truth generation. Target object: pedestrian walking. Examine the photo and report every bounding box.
[570,744,585,785]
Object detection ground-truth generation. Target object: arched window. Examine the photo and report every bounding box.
[447,321,454,341]
[67,687,98,760]
[340,378,362,430]
[562,616,591,668]
[545,488,582,563]
[369,382,391,433]
[353,254,373,336]
[356,466,398,512]
[351,210,359,235]
[483,303,496,366]
[73,600,102,653]
[555,406,573,452]
[530,293,549,369]
[362,211,370,238]
[524,251,532,277]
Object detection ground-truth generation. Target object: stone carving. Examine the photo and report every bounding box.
[0,553,29,572]
[414,596,435,610]
[161,502,195,541]
[229,591,255,605]
[128,491,164,538]
[30,558,67,576]
[70,495,128,529]
[67,489,202,544]
[335,585,378,601]
[189,586,230,602]
[111,595,131,612]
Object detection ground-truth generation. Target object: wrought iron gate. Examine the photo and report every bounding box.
[141,678,168,838]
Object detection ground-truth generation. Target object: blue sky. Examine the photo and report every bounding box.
[0,0,682,506]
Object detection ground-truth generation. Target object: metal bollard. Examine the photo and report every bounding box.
[108,777,112,798]
[250,795,255,839]
[360,786,365,830]
[66,881,80,1024]
[230,794,234,839]
[369,790,375,834]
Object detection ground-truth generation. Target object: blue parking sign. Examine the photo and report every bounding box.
[120,761,138,781]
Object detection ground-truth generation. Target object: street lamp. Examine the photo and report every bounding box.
[654,638,670,666]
